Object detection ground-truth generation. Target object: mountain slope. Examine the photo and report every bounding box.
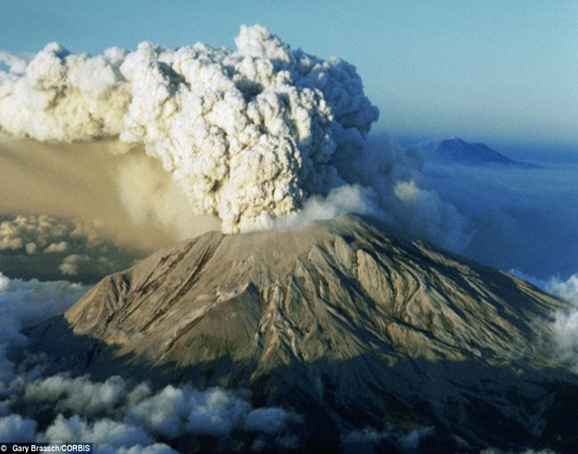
[67,215,558,368]
[54,215,578,452]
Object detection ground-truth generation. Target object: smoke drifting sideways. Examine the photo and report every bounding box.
[0,272,302,452]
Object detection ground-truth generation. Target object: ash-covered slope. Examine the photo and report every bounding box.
[62,215,578,452]
[68,214,559,368]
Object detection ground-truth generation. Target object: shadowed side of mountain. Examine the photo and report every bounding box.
[26,313,578,453]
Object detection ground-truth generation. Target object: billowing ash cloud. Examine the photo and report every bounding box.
[0,272,301,452]
[0,25,379,233]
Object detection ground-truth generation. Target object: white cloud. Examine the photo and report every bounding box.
[0,275,86,328]
[58,254,88,276]
[393,180,420,201]
[25,375,127,417]
[420,152,578,279]
[548,274,578,373]
[0,272,9,293]
[510,271,578,375]
[0,51,29,74]
[97,444,178,454]
[0,25,481,258]
[0,214,148,283]
[0,215,99,251]
[480,449,556,454]
[44,414,153,447]
[546,274,578,305]
[44,241,70,253]
[0,220,23,250]
[183,388,251,437]
[0,414,37,441]
[9,378,300,449]
[244,407,294,434]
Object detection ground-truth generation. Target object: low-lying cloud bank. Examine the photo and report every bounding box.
[418,149,578,280]
[0,272,302,452]
[0,214,148,283]
[0,271,87,383]
[4,377,301,452]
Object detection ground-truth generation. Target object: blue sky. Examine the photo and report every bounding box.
[1,0,576,148]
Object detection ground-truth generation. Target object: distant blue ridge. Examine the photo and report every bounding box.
[416,137,542,168]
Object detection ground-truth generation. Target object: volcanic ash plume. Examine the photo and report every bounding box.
[0,25,379,233]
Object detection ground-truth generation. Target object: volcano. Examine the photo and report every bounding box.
[417,137,540,168]
[34,215,578,452]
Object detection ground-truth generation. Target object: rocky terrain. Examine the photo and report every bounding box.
[31,215,578,452]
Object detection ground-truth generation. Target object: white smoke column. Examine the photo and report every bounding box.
[0,25,378,233]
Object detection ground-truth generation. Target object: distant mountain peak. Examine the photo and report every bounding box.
[438,137,514,163]
[417,137,540,167]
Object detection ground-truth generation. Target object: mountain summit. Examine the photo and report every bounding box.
[49,215,578,452]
